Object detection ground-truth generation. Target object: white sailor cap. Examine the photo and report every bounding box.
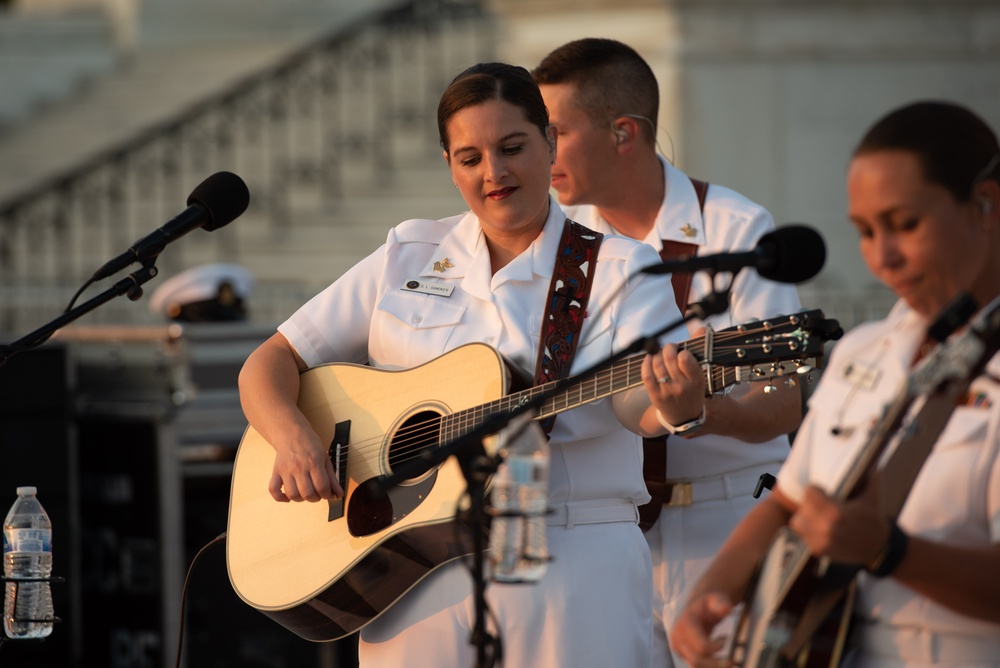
[149,263,254,321]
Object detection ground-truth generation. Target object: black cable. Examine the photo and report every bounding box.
[174,531,227,668]
[64,277,95,314]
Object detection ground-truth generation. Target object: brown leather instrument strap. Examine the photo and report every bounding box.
[533,219,604,434]
[638,177,708,531]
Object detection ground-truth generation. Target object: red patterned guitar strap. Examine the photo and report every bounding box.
[533,219,604,434]
[638,177,709,531]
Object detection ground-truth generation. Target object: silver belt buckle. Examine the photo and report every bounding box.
[665,482,693,507]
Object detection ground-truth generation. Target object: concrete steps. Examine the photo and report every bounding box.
[0,0,489,330]
[0,39,307,201]
[210,161,468,283]
[0,10,118,128]
[0,0,402,200]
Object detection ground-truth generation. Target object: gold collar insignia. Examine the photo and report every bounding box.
[433,258,455,273]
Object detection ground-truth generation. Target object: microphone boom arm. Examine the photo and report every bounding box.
[0,264,160,367]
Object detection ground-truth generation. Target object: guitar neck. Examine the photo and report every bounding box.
[529,343,738,421]
[442,336,725,436]
[438,311,835,442]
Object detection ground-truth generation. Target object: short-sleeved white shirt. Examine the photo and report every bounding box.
[564,157,803,478]
[279,198,684,507]
[780,298,1000,641]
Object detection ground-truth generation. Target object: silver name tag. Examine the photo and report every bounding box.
[840,359,880,391]
[401,280,455,297]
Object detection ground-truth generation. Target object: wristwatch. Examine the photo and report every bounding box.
[656,406,706,436]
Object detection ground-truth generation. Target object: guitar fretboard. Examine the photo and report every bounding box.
[439,341,739,442]
[432,313,831,445]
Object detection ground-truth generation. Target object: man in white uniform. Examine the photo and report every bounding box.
[533,39,804,666]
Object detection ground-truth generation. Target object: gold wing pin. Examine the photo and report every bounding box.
[679,223,697,239]
[433,258,455,273]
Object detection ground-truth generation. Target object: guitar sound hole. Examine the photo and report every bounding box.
[346,410,443,538]
[387,410,443,483]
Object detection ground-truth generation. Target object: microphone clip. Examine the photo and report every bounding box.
[125,261,160,302]
[685,287,731,321]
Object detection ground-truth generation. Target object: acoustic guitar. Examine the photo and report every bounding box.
[227,310,841,641]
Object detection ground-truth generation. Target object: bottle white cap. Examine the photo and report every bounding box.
[16,486,37,496]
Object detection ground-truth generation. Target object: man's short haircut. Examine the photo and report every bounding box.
[532,38,659,144]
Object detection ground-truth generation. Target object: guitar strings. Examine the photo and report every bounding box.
[326,321,813,475]
[332,329,799,470]
[337,341,793,473]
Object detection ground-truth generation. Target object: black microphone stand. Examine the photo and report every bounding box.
[374,287,732,668]
[0,262,159,367]
[454,440,502,668]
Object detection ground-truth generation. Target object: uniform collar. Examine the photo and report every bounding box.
[890,293,1000,373]
[561,157,706,252]
[418,211,479,280]
[881,298,938,371]
[647,156,707,249]
[418,199,567,297]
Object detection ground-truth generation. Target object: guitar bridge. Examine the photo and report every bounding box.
[328,420,351,522]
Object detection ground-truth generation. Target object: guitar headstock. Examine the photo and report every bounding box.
[699,310,843,393]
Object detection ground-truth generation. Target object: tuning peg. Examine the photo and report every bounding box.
[764,383,777,394]
[784,377,797,388]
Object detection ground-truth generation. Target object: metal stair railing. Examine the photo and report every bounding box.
[0,0,494,332]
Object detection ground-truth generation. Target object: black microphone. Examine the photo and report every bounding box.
[641,224,826,284]
[92,171,250,280]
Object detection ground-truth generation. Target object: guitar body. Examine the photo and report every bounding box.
[731,528,856,668]
[226,343,508,641]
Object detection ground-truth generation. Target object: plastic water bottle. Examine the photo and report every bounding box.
[488,412,550,583]
[3,486,54,639]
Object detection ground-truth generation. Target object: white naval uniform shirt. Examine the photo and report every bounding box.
[279,198,683,508]
[780,299,1000,660]
[563,157,802,480]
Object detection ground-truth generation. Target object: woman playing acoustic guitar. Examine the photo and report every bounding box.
[671,101,1000,667]
[236,62,709,667]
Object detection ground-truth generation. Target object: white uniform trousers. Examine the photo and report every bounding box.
[645,465,775,667]
[359,520,653,668]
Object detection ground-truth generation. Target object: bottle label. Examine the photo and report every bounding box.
[2,528,52,553]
